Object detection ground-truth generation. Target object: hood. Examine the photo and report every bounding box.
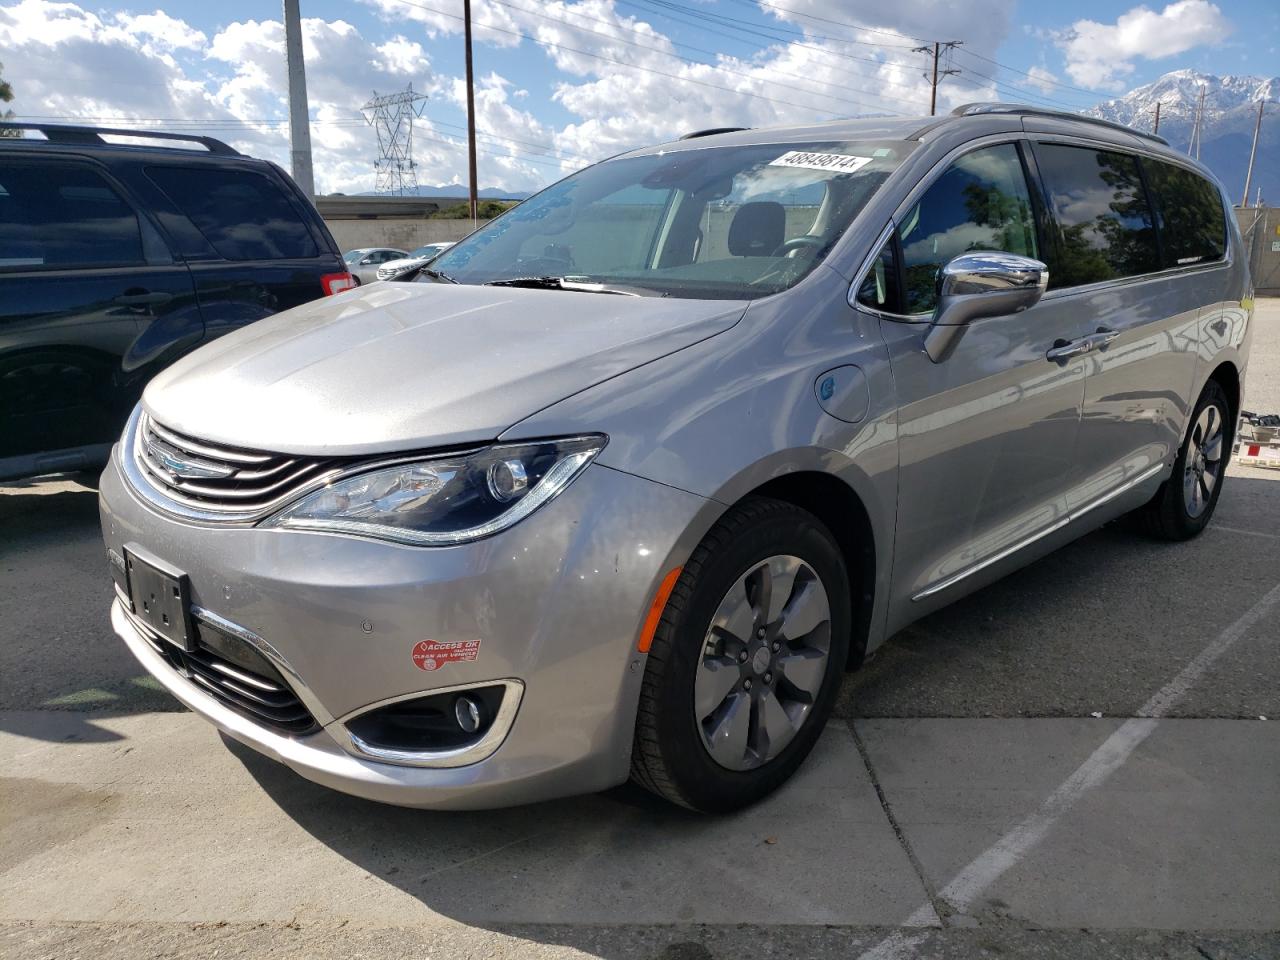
[143,282,746,456]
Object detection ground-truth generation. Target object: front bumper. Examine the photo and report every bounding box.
[101,452,714,809]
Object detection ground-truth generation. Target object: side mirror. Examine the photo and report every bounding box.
[360,256,375,265]
[923,252,1048,363]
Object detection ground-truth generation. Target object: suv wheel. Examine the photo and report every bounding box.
[1134,379,1232,540]
[630,497,850,812]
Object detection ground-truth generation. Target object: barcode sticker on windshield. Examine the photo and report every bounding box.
[769,151,873,173]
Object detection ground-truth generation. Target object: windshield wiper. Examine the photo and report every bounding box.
[417,266,458,284]
[484,275,655,296]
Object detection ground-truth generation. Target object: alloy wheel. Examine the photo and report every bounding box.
[693,554,832,771]
[1184,403,1225,519]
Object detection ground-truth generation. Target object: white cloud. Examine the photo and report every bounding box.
[116,10,206,51]
[1057,1,1232,90]
[0,0,1019,194]
[1026,66,1059,94]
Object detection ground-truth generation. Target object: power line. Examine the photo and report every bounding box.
[619,0,929,111]
[954,48,1105,99]
[488,0,911,116]
[381,0,865,119]
[721,0,927,45]
[11,112,586,169]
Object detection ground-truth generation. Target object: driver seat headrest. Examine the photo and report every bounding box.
[728,201,786,257]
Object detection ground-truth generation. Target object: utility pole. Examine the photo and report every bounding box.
[913,40,961,117]
[463,0,480,225]
[1153,101,1161,135]
[1188,84,1206,159]
[282,0,315,197]
[1241,98,1267,207]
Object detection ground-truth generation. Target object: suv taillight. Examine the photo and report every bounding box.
[321,272,356,296]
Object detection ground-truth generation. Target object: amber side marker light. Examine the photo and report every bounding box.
[638,566,683,653]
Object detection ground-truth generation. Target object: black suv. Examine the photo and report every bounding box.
[0,123,353,482]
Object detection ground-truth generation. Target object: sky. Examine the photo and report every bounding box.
[0,0,1275,195]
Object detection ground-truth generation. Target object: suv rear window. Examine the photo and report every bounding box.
[147,166,317,261]
[1144,160,1226,268]
[0,161,143,270]
[1034,144,1158,288]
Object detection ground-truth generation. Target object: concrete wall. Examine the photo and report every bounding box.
[1236,206,1280,295]
[324,218,491,255]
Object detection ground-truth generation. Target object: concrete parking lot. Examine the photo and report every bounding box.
[2,303,1278,959]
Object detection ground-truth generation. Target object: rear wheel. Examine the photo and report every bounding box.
[630,497,850,812]
[1134,379,1232,540]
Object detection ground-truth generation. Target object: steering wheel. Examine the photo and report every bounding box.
[771,235,825,258]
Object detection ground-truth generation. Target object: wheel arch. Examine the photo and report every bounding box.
[1207,359,1241,419]
[742,471,877,670]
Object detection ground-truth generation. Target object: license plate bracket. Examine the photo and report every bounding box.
[123,543,195,652]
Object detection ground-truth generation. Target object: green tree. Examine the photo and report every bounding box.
[0,60,16,136]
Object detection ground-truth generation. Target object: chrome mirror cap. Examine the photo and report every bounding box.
[925,252,1049,363]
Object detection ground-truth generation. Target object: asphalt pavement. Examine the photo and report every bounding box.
[2,302,1278,959]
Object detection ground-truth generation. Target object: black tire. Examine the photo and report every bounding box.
[630,496,851,813]
[1134,379,1232,541]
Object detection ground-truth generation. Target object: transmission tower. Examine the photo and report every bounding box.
[361,84,428,195]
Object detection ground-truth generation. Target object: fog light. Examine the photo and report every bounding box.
[455,695,483,733]
[486,458,529,502]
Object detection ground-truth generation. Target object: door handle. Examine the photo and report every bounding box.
[114,290,174,307]
[1046,338,1090,364]
[1085,327,1120,351]
[1046,328,1120,365]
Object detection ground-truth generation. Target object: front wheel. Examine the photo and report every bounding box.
[1134,379,1232,540]
[630,497,850,812]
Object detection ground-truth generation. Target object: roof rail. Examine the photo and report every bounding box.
[680,127,749,140]
[950,103,1169,147]
[0,122,240,156]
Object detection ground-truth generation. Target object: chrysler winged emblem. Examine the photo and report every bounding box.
[146,437,235,481]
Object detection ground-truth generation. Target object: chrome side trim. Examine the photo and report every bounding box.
[340,679,525,769]
[911,462,1166,601]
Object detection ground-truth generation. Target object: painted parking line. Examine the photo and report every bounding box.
[856,580,1280,960]
[1209,524,1280,541]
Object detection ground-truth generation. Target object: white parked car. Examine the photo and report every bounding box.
[377,242,456,282]
[344,247,409,285]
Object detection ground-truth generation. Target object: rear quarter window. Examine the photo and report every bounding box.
[146,166,318,261]
[1145,160,1226,268]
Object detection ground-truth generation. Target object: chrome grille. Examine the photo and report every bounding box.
[133,411,347,519]
[132,609,319,735]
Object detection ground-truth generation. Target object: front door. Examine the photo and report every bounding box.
[869,141,1093,616]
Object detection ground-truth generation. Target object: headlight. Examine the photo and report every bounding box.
[377,262,418,280]
[260,436,606,546]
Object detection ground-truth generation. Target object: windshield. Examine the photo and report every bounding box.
[428,140,913,299]
[343,250,365,264]
[411,244,446,258]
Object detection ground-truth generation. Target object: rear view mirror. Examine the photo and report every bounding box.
[924,252,1048,363]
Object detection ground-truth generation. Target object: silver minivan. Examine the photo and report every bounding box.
[99,105,1253,812]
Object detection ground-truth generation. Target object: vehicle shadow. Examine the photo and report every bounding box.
[219,475,1278,954]
[0,481,180,742]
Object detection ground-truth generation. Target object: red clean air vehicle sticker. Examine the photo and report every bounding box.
[412,638,481,672]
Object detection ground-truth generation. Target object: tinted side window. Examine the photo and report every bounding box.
[1145,160,1226,268]
[0,161,143,270]
[855,239,899,311]
[1035,144,1158,288]
[898,143,1038,314]
[147,166,317,261]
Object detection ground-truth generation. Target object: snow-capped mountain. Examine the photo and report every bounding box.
[1086,70,1279,206]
